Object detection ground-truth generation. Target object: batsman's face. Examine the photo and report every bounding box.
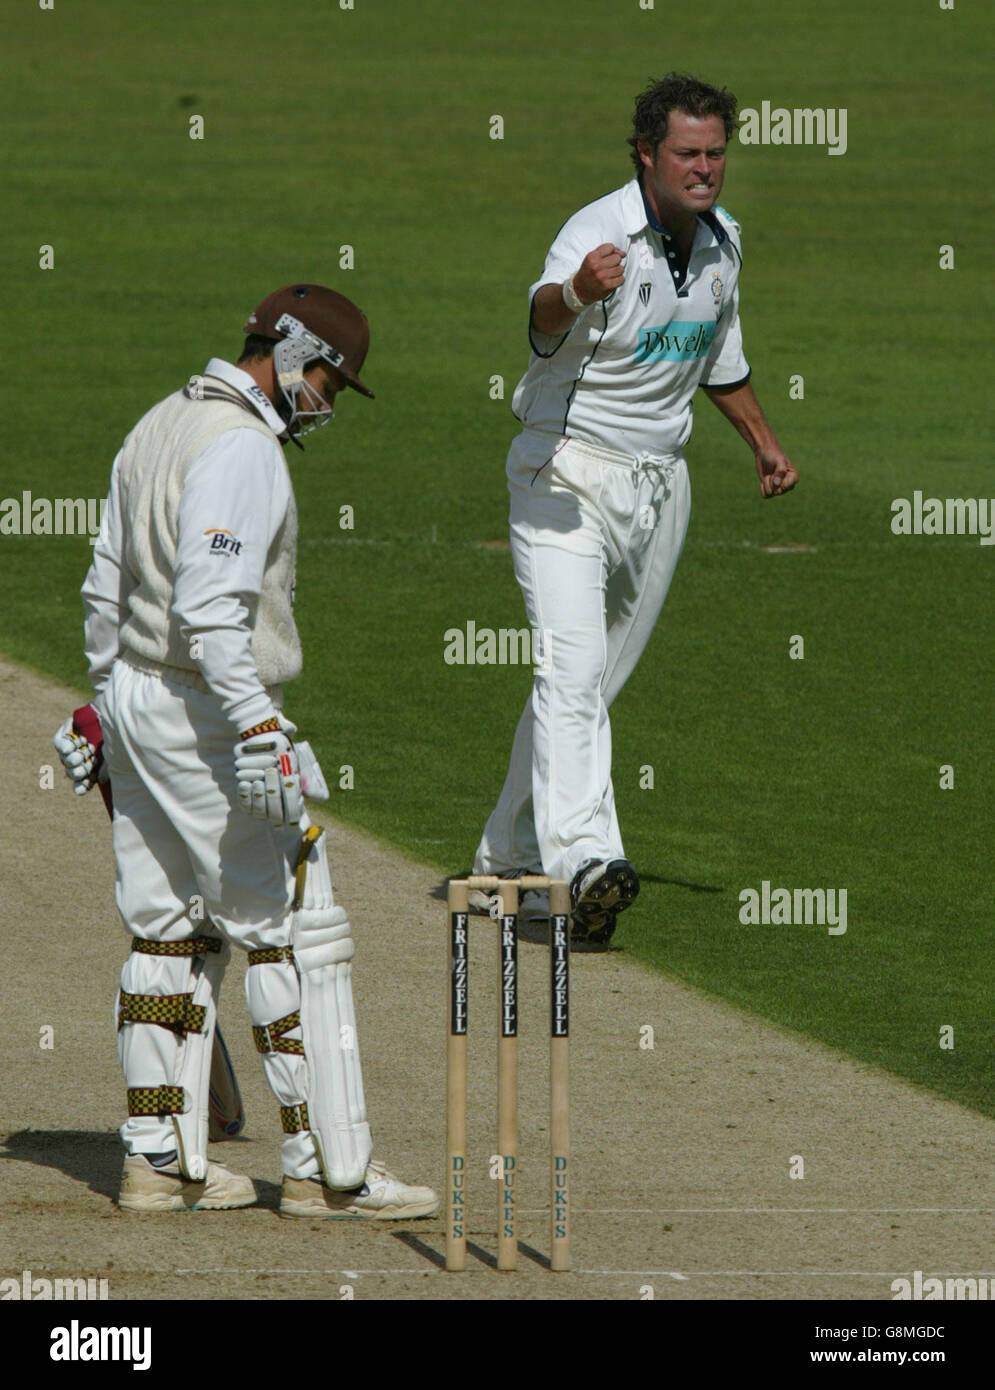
[639,112,727,226]
[303,362,346,416]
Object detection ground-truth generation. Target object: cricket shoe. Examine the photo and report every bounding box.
[466,870,549,923]
[569,858,639,946]
[280,1159,440,1221]
[118,1153,256,1212]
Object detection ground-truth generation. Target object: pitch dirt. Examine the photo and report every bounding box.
[2,654,991,1302]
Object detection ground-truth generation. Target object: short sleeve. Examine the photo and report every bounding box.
[526,213,606,357]
[700,284,750,388]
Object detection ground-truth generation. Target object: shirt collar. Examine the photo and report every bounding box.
[626,177,724,251]
[202,357,287,437]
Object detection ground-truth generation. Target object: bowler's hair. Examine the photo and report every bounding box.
[627,73,738,172]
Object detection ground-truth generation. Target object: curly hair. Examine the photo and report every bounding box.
[627,73,739,172]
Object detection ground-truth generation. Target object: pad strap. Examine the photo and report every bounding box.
[247,945,295,966]
[118,991,206,1035]
[127,1086,185,1116]
[280,1102,311,1134]
[131,936,222,958]
[252,1010,305,1056]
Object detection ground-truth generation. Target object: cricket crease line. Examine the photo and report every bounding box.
[521,1207,995,1216]
[621,1270,995,1278]
[173,1267,995,1279]
[173,1267,434,1277]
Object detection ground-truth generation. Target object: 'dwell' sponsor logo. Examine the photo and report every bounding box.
[635,320,716,363]
[205,527,244,556]
[890,492,995,545]
[738,102,847,155]
[738,881,847,935]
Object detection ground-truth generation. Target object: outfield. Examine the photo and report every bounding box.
[2,0,991,1126]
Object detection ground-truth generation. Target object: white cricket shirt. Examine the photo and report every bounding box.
[83,358,300,731]
[512,177,750,457]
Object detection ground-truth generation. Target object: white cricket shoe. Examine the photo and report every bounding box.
[280,1159,440,1221]
[118,1154,256,1212]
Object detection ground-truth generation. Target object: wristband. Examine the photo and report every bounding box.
[561,275,588,314]
[239,715,281,741]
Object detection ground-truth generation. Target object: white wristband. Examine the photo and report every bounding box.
[561,275,587,314]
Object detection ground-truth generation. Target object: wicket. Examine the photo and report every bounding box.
[445,875,570,1273]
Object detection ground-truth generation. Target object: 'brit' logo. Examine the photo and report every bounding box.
[204,527,243,557]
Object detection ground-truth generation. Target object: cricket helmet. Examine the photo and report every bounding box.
[244,283,374,440]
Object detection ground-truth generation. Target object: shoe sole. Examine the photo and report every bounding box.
[573,860,639,922]
[280,1199,440,1221]
[118,1194,256,1212]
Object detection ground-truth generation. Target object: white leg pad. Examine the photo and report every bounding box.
[171,948,226,1180]
[291,831,371,1188]
[117,940,228,1181]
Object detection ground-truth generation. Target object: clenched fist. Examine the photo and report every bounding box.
[571,243,627,306]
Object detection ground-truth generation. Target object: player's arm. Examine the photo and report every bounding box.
[174,431,304,826]
[698,273,798,499]
[531,244,628,336]
[172,428,289,730]
[82,449,133,716]
[702,378,799,498]
[56,452,131,801]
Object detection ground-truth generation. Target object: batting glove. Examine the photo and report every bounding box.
[53,706,108,795]
[276,712,328,800]
[234,717,303,827]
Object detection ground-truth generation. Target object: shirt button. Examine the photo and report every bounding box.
[668,252,676,260]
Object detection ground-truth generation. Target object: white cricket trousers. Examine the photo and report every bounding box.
[474,430,691,885]
[102,657,345,1180]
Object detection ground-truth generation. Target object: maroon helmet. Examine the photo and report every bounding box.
[245,283,374,405]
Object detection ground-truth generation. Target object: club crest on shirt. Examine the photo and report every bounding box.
[204,527,243,557]
[638,282,652,306]
[711,273,723,310]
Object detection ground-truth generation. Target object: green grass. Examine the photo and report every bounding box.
[2,0,992,1116]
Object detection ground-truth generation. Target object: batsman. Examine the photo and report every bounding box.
[53,285,437,1220]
